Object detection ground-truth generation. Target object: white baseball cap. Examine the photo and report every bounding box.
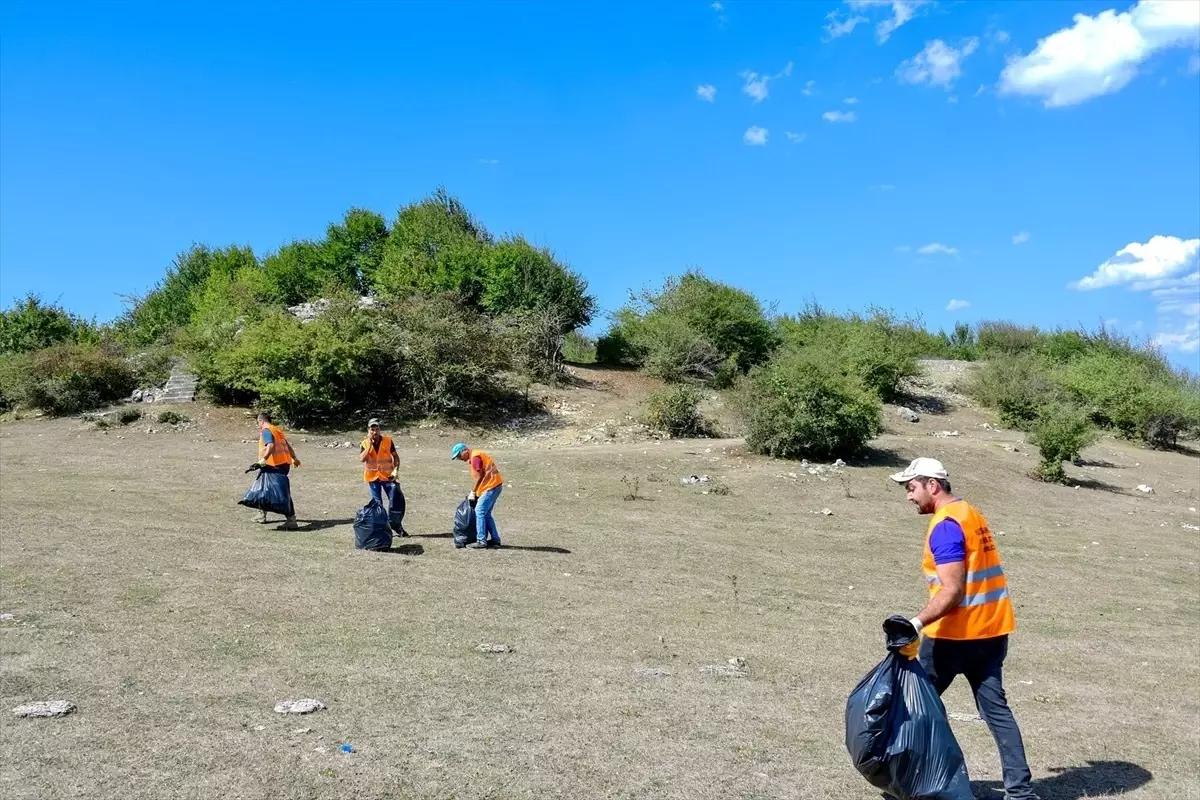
[890,457,949,483]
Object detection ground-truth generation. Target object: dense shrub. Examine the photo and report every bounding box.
[968,354,1061,430]
[192,294,511,423]
[601,271,777,383]
[482,237,595,331]
[1,343,136,415]
[156,410,188,425]
[1058,350,1200,445]
[777,306,922,401]
[0,294,99,354]
[562,331,597,364]
[976,321,1041,357]
[644,386,708,437]
[1030,404,1098,483]
[737,350,882,460]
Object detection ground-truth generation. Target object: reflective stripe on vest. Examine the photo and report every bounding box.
[921,499,1015,641]
[471,450,503,494]
[363,435,395,483]
[261,424,292,467]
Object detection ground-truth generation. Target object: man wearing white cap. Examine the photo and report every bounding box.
[890,457,1036,800]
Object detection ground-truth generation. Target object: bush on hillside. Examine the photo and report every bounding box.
[737,350,882,460]
[482,237,595,332]
[119,245,261,346]
[777,306,923,401]
[968,354,1061,430]
[644,385,709,437]
[0,294,99,354]
[976,321,1041,357]
[600,271,777,383]
[1,342,137,415]
[562,331,597,364]
[192,294,511,423]
[1057,349,1200,445]
[1030,403,1098,483]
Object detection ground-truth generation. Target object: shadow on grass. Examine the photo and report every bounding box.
[895,391,951,416]
[495,544,571,554]
[973,759,1152,800]
[1074,458,1123,469]
[849,446,911,469]
[1066,477,1133,496]
[383,543,424,556]
[296,518,355,532]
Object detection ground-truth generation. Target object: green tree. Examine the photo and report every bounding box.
[482,236,595,331]
[120,245,259,344]
[0,294,97,353]
[372,188,493,303]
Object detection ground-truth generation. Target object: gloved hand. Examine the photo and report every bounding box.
[389,468,399,481]
[468,491,477,502]
[292,458,301,468]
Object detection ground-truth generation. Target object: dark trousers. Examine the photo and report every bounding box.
[920,635,1034,799]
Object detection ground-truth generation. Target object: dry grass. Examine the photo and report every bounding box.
[1,390,1198,799]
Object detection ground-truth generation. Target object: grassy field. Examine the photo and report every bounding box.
[1,376,1198,799]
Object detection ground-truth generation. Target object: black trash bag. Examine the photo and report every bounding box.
[353,499,393,551]
[845,615,973,800]
[453,496,477,548]
[238,466,294,516]
[387,484,406,533]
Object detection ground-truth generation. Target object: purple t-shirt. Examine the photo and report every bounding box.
[929,518,967,564]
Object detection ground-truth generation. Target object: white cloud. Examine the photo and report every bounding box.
[974,83,988,96]
[1189,53,1200,74]
[946,299,971,311]
[1012,231,1031,245]
[875,184,896,191]
[918,242,959,255]
[999,0,1200,108]
[697,84,717,102]
[831,0,931,43]
[823,110,857,122]
[844,96,859,104]
[947,95,959,104]
[894,245,913,253]
[478,158,499,165]
[1071,237,1200,353]
[992,29,1011,45]
[785,131,807,143]
[825,12,868,39]
[743,126,769,146]
[711,1,723,10]
[740,62,793,103]
[1071,235,1200,290]
[802,80,817,96]
[898,38,980,89]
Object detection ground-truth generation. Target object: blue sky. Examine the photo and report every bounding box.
[2,0,1198,364]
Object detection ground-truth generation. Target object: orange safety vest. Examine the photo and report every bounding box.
[362,435,396,483]
[922,499,1015,640]
[260,423,293,467]
[470,450,503,494]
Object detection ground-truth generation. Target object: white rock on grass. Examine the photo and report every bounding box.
[274,699,326,715]
[13,700,75,718]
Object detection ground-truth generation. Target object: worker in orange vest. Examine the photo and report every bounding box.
[359,418,406,536]
[450,442,502,549]
[256,411,300,530]
[891,457,1036,800]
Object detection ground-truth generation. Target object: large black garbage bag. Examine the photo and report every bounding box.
[354,499,393,551]
[453,497,476,548]
[238,466,294,516]
[387,484,406,533]
[845,616,973,800]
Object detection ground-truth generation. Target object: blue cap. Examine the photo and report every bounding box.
[450,443,467,460]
